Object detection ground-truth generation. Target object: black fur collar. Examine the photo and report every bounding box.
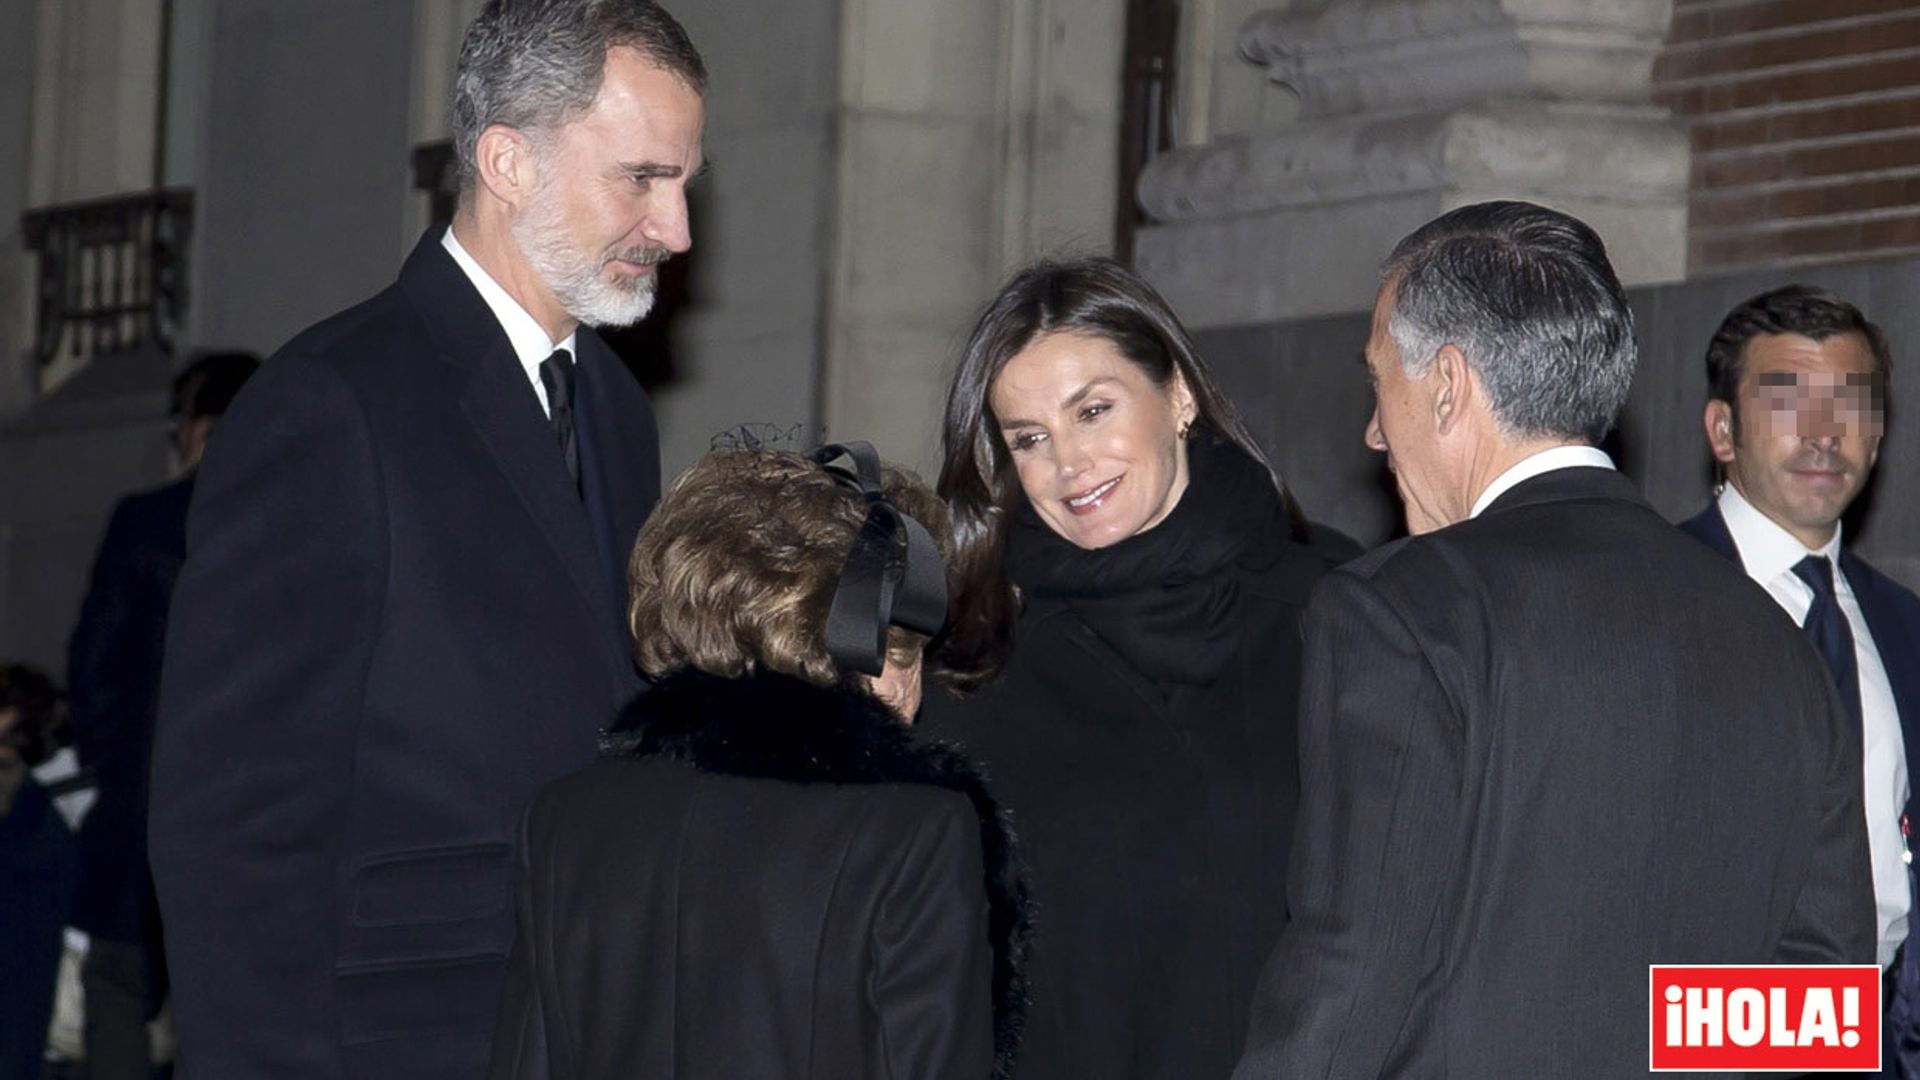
[603,668,1032,1077]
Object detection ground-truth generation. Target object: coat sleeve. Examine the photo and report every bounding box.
[1774,672,1876,964]
[1233,570,1465,1080]
[487,803,559,1080]
[870,794,994,1080]
[148,356,386,1079]
[66,498,153,771]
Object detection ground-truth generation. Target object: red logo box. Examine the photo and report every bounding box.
[1649,965,1880,1072]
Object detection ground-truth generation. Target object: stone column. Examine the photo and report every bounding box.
[821,0,1124,474]
[1134,0,1688,328]
[192,0,415,353]
[25,0,164,207]
[0,0,40,422]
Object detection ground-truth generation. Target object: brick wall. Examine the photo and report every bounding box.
[1655,0,1920,274]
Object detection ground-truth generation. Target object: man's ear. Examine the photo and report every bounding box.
[1704,399,1737,464]
[473,124,538,209]
[1432,344,1470,436]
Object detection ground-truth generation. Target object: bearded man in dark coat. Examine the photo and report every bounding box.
[148,4,705,1077]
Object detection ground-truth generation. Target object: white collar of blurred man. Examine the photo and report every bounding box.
[449,45,705,347]
[1704,330,1885,552]
[1361,277,1601,535]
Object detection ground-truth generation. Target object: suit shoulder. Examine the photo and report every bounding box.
[269,282,421,381]
[1326,497,1772,621]
[1324,532,1456,607]
[1847,553,1920,623]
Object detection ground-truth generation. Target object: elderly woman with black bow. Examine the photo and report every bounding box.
[487,445,1030,1080]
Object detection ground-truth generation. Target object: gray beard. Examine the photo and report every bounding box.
[512,192,661,329]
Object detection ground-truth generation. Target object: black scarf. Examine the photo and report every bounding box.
[1004,434,1290,685]
[602,669,1032,1078]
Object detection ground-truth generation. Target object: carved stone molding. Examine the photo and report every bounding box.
[1134,0,1686,326]
[1240,0,1672,119]
[1140,99,1686,222]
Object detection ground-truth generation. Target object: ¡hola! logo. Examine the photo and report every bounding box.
[1649,965,1880,1072]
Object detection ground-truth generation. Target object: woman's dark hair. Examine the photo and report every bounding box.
[933,256,1301,691]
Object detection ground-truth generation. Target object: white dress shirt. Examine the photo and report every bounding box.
[1718,482,1910,967]
[441,228,576,419]
[1469,445,1617,519]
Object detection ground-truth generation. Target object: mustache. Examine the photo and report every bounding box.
[603,246,671,268]
[1784,448,1855,474]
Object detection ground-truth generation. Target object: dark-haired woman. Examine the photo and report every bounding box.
[921,258,1355,1079]
[488,447,1030,1080]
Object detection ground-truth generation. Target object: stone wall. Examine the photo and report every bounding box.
[1656,0,1920,275]
[1197,252,1920,592]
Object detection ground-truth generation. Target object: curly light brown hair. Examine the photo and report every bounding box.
[627,450,951,684]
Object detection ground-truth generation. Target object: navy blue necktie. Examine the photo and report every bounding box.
[538,348,580,493]
[1793,555,1861,727]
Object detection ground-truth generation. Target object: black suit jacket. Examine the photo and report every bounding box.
[1682,501,1920,1077]
[1680,502,1920,836]
[68,474,193,946]
[149,230,659,1080]
[1235,467,1875,1080]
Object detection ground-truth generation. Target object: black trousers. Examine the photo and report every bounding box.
[80,939,163,1079]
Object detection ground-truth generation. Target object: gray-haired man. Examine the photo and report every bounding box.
[149,3,704,1076]
[1234,201,1874,1078]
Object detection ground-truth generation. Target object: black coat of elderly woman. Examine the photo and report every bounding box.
[921,258,1355,1079]
[487,447,1030,1080]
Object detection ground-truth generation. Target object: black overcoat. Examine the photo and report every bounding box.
[486,670,1032,1080]
[68,474,193,949]
[149,228,659,1080]
[921,438,1349,1079]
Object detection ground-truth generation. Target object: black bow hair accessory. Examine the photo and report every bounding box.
[808,441,949,677]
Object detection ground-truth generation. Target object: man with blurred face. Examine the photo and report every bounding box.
[1681,285,1920,1076]
[1235,202,1873,1079]
[148,3,706,1078]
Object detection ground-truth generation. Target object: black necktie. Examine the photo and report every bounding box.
[1793,554,1861,726]
[538,348,579,492]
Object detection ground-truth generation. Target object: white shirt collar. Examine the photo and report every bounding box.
[1469,445,1617,519]
[1717,481,1842,581]
[441,228,576,414]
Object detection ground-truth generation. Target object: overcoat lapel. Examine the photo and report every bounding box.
[395,230,624,666]
[573,332,656,614]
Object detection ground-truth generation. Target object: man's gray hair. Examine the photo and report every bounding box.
[451,0,706,192]
[1383,201,1637,445]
